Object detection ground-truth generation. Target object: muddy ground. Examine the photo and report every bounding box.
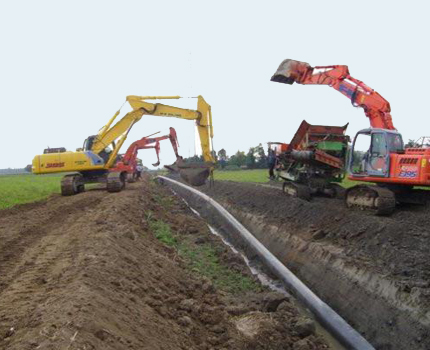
[197,180,430,349]
[203,181,430,300]
[0,175,330,350]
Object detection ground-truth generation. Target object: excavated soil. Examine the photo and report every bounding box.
[198,180,430,350]
[0,175,330,350]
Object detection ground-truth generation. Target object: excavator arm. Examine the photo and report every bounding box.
[121,127,181,167]
[89,95,214,174]
[271,59,395,130]
[126,95,215,164]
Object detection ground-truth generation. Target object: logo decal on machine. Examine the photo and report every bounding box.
[46,162,65,168]
[399,165,418,178]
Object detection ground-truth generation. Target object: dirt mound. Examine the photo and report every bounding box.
[0,176,330,350]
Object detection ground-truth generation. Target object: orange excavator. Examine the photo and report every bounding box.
[272,59,430,215]
[111,127,180,182]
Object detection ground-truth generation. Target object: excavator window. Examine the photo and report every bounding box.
[370,133,387,157]
[83,136,96,151]
[386,133,404,153]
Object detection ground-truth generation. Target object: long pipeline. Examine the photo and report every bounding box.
[157,176,374,350]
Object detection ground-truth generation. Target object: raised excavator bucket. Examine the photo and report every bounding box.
[271,59,311,85]
[164,158,212,187]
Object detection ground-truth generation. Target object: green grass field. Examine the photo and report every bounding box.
[214,169,269,183]
[0,174,62,209]
[214,169,362,187]
[0,170,363,210]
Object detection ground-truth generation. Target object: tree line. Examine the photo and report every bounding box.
[183,143,269,170]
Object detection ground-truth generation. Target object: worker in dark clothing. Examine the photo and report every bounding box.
[268,147,276,180]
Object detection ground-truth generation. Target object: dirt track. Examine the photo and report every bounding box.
[200,180,430,349]
[0,176,330,350]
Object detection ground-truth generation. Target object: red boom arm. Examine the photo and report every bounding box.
[271,59,395,130]
[120,127,180,168]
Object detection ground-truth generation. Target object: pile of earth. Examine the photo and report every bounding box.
[0,175,331,350]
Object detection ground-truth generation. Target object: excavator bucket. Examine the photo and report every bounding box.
[165,158,212,186]
[177,158,212,186]
[179,167,211,186]
[271,59,311,85]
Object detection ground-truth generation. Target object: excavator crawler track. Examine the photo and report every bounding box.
[345,185,396,216]
[282,182,311,201]
[327,183,346,199]
[61,174,84,196]
[107,172,125,193]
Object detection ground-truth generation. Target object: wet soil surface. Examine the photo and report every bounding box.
[203,181,430,304]
[0,175,330,350]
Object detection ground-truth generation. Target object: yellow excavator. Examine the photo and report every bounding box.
[32,96,215,195]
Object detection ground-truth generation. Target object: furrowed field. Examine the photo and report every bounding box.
[0,174,62,209]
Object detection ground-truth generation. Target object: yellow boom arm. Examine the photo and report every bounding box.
[126,95,215,164]
[32,96,214,179]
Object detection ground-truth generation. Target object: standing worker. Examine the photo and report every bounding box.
[268,146,276,180]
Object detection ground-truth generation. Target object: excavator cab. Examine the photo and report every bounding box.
[348,129,404,177]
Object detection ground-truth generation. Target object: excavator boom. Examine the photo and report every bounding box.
[126,95,215,164]
[271,59,395,130]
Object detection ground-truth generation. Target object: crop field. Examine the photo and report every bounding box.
[0,174,62,209]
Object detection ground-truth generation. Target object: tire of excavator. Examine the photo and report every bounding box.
[107,172,126,193]
[345,185,396,216]
[282,182,311,201]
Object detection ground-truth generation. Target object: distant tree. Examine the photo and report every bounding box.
[246,147,256,168]
[183,155,204,163]
[229,151,246,167]
[405,139,419,148]
[255,143,267,168]
[217,148,228,169]
[24,164,32,173]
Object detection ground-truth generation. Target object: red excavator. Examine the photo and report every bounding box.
[272,59,430,215]
[111,127,180,182]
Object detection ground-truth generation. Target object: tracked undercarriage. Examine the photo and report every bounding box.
[60,171,126,196]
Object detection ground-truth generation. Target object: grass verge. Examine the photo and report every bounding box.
[148,213,261,294]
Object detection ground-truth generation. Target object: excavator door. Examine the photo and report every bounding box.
[349,129,393,177]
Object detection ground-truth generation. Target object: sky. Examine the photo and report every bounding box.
[1,0,429,169]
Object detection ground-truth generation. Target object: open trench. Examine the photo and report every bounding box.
[160,177,430,350]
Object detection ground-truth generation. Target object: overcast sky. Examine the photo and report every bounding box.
[1,0,429,169]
